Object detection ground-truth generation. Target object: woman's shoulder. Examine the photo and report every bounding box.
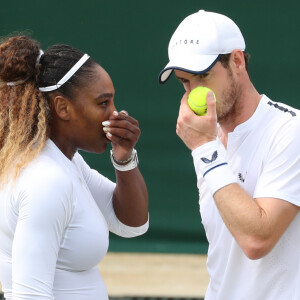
[19,152,73,193]
[2,152,75,217]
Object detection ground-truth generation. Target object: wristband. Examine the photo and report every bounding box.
[192,140,237,195]
[110,149,139,171]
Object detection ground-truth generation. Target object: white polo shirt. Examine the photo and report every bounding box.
[193,95,300,300]
[0,139,149,300]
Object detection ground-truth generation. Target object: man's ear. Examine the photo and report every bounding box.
[230,49,245,73]
[52,95,72,121]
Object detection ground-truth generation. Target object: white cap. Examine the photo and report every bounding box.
[159,10,245,83]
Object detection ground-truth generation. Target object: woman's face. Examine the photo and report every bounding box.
[67,64,116,154]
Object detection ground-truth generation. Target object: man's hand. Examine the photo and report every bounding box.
[176,91,218,150]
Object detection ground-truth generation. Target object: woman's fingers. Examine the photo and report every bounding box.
[102,110,141,160]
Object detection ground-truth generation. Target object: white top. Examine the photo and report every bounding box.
[0,139,149,300]
[192,95,300,300]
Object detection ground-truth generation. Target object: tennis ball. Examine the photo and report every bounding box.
[188,86,216,116]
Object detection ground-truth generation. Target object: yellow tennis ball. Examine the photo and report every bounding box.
[188,86,216,116]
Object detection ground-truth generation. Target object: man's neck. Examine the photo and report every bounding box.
[219,82,261,136]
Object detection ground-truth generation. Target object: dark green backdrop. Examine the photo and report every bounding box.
[1,0,299,254]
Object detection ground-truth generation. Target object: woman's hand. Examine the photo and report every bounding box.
[102,110,140,161]
[102,110,148,227]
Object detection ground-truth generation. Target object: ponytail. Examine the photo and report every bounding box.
[0,35,49,185]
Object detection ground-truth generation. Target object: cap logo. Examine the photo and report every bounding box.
[170,39,200,49]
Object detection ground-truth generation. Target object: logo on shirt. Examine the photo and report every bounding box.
[267,101,296,117]
[201,150,218,164]
[238,173,245,183]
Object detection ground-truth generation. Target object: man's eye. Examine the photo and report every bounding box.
[198,73,209,79]
[178,78,189,83]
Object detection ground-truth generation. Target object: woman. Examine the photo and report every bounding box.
[0,35,149,300]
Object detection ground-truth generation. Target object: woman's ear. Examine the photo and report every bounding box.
[52,95,72,121]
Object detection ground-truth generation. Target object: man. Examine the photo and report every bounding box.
[159,10,300,300]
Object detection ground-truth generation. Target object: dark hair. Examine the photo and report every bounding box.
[0,35,40,83]
[0,35,48,184]
[0,35,98,99]
[0,35,98,184]
[37,44,97,99]
[219,52,250,74]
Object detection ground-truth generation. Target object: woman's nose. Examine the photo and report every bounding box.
[109,103,117,115]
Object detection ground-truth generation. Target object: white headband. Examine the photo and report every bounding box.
[38,54,90,92]
[36,49,44,66]
[6,80,25,86]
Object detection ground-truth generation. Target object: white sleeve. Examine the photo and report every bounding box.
[254,118,300,207]
[73,153,148,238]
[12,168,73,299]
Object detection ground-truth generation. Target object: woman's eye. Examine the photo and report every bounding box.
[98,100,108,106]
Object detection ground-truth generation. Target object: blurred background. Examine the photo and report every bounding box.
[1,0,299,256]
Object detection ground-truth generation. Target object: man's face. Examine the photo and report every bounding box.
[174,61,242,122]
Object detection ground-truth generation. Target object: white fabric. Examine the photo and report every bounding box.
[159,10,245,83]
[193,95,300,300]
[192,140,237,195]
[0,139,149,300]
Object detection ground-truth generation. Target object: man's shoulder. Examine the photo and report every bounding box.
[262,95,299,119]
[258,96,300,135]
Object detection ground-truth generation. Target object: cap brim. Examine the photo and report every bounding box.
[158,54,221,84]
